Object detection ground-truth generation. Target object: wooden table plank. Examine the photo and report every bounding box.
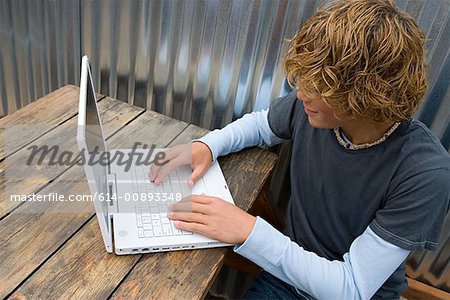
[6,111,189,299]
[0,85,102,161]
[218,148,277,212]
[110,248,226,300]
[0,96,163,298]
[8,215,139,300]
[0,96,144,219]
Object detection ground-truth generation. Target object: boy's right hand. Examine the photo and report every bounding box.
[149,142,213,187]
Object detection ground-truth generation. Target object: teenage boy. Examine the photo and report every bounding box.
[150,0,450,298]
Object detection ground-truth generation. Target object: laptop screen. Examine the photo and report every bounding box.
[84,62,110,234]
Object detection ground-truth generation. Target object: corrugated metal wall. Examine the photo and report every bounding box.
[0,0,81,115]
[1,0,449,293]
[0,0,320,128]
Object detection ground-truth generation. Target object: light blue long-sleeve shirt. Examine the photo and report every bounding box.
[197,109,410,300]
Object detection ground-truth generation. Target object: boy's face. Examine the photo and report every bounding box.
[296,89,345,128]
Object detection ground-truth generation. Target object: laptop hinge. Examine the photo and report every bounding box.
[107,173,118,216]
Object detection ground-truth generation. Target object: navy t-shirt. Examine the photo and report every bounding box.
[267,91,450,299]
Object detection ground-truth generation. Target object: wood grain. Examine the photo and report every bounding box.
[0,85,102,161]
[110,247,226,300]
[4,110,189,299]
[402,278,450,300]
[169,123,210,143]
[0,93,153,297]
[218,148,277,212]
[1,167,93,299]
[9,216,139,300]
[0,96,144,218]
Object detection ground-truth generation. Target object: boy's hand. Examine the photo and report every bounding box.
[167,195,256,244]
[149,142,213,187]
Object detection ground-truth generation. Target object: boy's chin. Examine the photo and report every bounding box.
[307,117,335,129]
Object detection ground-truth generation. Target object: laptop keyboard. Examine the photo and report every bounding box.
[130,166,193,238]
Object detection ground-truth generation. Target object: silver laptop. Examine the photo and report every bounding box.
[77,55,235,255]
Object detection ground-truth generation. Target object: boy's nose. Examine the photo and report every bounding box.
[296,91,311,104]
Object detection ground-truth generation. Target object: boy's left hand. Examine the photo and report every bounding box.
[167,195,256,244]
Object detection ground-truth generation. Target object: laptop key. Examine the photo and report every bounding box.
[171,223,183,235]
[163,224,172,236]
[138,228,144,238]
[161,217,170,225]
[144,230,153,238]
[154,227,163,237]
[136,215,142,227]
[143,223,152,230]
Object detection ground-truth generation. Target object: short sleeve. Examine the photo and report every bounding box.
[267,91,304,139]
[370,168,450,251]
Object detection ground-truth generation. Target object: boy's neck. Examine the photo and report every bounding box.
[340,120,396,145]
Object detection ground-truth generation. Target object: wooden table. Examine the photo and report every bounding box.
[0,85,277,299]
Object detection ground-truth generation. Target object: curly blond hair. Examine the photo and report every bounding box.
[284,0,427,122]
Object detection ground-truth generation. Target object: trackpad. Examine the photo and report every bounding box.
[192,179,208,195]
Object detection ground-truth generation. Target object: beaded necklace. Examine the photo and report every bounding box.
[333,122,401,150]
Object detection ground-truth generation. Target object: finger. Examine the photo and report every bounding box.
[173,220,209,235]
[154,156,185,184]
[190,194,215,204]
[188,166,207,187]
[148,148,180,181]
[170,201,211,214]
[179,194,212,204]
[169,201,193,212]
[168,211,208,224]
[149,163,162,181]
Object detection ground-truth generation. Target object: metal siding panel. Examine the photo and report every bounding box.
[415,1,450,118]
[28,0,45,101]
[132,0,151,109]
[192,0,219,126]
[397,1,450,292]
[0,0,13,115]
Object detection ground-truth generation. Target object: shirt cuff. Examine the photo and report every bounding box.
[234,216,291,270]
